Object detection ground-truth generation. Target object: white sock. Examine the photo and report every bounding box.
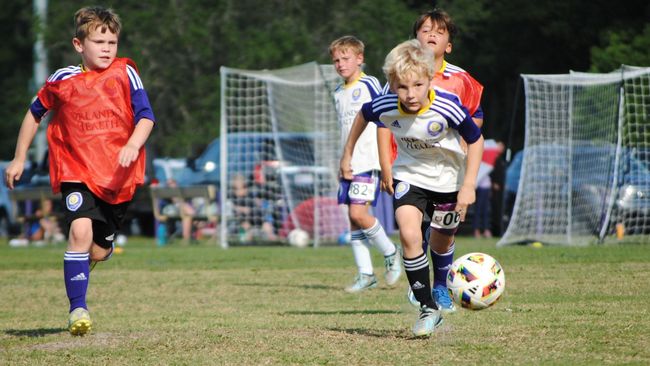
[350,230,373,275]
[362,219,396,256]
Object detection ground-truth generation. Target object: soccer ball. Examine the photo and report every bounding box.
[287,228,310,248]
[446,252,505,310]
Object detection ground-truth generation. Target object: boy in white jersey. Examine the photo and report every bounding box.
[330,36,402,293]
[405,8,486,313]
[340,40,483,336]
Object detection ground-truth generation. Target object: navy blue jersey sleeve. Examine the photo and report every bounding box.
[29,98,47,120]
[131,88,156,123]
[457,117,481,144]
[432,88,481,143]
[361,101,386,128]
[126,65,156,123]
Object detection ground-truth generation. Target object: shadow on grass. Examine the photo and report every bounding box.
[283,309,401,315]
[5,328,67,338]
[236,282,340,290]
[327,327,410,339]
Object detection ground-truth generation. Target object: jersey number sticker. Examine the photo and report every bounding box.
[348,175,376,202]
[430,208,460,229]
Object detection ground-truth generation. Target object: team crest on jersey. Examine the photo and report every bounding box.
[66,192,83,211]
[427,120,445,138]
[394,182,410,200]
[352,88,361,101]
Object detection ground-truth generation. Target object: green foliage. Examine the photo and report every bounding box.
[0,0,647,161]
[590,24,650,72]
[0,4,34,159]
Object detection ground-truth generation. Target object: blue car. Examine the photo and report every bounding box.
[503,143,650,236]
[153,132,323,186]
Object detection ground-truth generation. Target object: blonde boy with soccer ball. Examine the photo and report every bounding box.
[330,36,402,293]
[341,39,483,336]
[405,8,485,313]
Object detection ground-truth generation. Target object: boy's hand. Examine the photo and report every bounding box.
[456,184,476,222]
[5,161,24,189]
[118,144,140,168]
[339,155,353,180]
[380,172,393,195]
[5,160,25,190]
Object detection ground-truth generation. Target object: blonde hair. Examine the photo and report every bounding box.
[328,35,365,56]
[382,39,436,88]
[74,6,121,40]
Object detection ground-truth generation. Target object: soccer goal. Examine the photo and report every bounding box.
[219,62,348,248]
[498,66,650,246]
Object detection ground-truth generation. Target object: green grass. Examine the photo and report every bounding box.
[1,237,650,365]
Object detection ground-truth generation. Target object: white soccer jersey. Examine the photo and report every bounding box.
[334,73,382,174]
[361,87,481,192]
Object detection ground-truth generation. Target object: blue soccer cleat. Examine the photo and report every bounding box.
[432,285,457,313]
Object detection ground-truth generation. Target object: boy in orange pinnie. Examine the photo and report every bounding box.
[5,6,155,336]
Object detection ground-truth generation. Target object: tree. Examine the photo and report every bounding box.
[590,24,650,72]
[0,4,34,159]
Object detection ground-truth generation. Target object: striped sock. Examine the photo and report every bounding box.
[403,252,436,308]
[64,251,90,312]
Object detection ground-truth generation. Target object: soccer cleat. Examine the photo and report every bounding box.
[412,305,443,337]
[432,285,457,313]
[383,249,402,286]
[344,273,378,293]
[406,286,420,308]
[68,307,92,336]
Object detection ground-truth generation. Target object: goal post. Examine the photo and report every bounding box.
[219,62,348,248]
[498,66,650,246]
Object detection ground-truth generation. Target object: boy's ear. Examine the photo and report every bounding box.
[72,37,83,53]
[445,42,453,55]
[357,52,364,66]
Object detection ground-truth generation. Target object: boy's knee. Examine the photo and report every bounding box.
[348,208,372,228]
[69,224,93,245]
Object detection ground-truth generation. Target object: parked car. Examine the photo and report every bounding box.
[503,143,650,236]
[153,132,325,187]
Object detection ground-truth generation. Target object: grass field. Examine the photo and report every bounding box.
[1,236,650,365]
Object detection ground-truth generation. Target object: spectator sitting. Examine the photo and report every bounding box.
[9,199,65,247]
[162,178,198,244]
[230,173,277,243]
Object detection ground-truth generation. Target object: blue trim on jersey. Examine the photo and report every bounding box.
[47,66,82,82]
[361,93,398,127]
[30,98,47,120]
[359,76,382,99]
[30,64,155,123]
[432,89,481,143]
[361,89,480,143]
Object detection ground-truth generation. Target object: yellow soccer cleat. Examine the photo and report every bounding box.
[68,307,92,336]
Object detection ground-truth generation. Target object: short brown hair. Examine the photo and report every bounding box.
[411,8,457,42]
[74,6,121,40]
[329,35,365,56]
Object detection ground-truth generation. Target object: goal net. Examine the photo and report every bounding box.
[498,66,650,246]
[219,62,347,248]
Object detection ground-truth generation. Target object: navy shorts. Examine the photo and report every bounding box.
[337,170,380,206]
